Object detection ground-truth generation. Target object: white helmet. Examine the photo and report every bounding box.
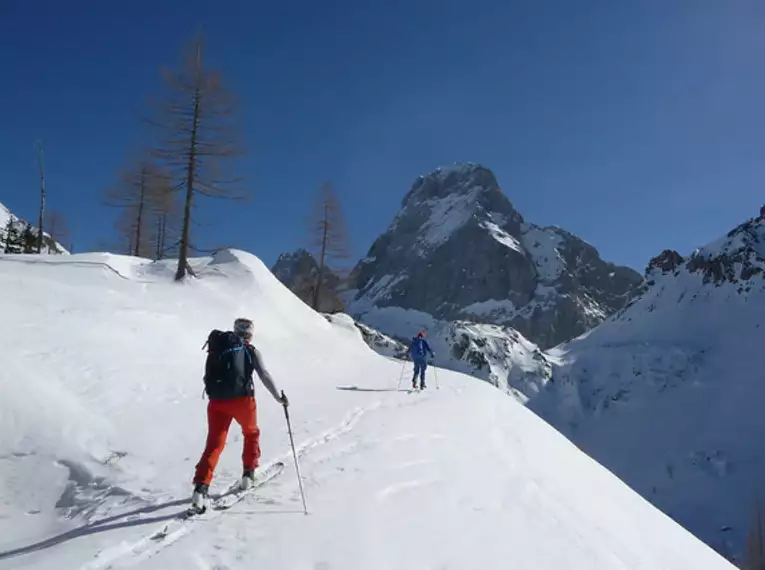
[233,318,254,340]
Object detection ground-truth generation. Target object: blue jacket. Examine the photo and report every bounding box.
[409,337,434,361]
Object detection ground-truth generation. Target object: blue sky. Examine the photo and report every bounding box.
[1,0,763,271]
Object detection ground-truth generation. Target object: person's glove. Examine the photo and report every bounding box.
[279,390,290,408]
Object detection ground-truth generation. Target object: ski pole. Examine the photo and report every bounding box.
[434,364,440,390]
[397,360,406,390]
[282,391,308,515]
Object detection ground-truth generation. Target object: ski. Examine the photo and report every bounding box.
[83,461,286,569]
[151,460,285,539]
[212,462,285,512]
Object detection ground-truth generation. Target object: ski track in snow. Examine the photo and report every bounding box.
[80,403,383,570]
[83,389,446,569]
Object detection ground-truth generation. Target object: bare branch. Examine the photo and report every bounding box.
[306,181,353,310]
[143,31,247,280]
[45,210,70,250]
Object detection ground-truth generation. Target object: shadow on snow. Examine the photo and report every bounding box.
[0,490,300,561]
[0,498,189,561]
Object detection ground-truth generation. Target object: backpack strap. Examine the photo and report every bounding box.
[220,344,245,357]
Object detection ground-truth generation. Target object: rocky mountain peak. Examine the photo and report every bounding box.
[346,163,643,349]
[401,162,507,207]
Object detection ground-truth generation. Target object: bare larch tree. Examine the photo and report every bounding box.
[113,208,140,255]
[105,159,164,257]
[35,140,46,253]
[46,210,69,251]
[151,168,178,260]
[308,182,352,311]
[147,32,245,281]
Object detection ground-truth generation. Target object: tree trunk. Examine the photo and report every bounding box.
[155,214,164,260]
[159,213,167,259]
[135,167,147,257]
[36,142,46,254]
[176,86,201,281]
[312,203,329,310]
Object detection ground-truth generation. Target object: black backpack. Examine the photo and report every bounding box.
[202,330,253,399]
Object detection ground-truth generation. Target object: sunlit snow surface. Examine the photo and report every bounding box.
[0,250,731,569]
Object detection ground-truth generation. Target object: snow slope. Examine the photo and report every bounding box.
[0,250,733,569]
[531,216,765,563]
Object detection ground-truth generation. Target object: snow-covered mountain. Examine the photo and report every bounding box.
[344,162,643,350]
[0,200,67,254]
[0,249,732,569]
[530,214,765,563]
[273,164,639,397]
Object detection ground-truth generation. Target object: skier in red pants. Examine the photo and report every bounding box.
[192,318,288,512]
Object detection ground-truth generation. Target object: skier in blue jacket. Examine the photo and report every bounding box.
[409,331,435,390]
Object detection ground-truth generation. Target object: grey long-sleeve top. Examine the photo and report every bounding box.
[249,344,281,402]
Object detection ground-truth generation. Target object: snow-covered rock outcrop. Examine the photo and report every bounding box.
[351,318,410,360]
[0,201,68,255]
[326,308,552,401]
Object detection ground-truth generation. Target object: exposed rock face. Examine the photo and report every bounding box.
[684,217,765,285]
[346,163,643,349]
[271,249,344,313]
[647,249,685,277]
[351,320,409,360]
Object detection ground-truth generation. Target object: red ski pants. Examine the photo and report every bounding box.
[193,396,260,486]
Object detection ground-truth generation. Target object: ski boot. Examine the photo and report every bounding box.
[190,483,209,514]
[240,469,256,491]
